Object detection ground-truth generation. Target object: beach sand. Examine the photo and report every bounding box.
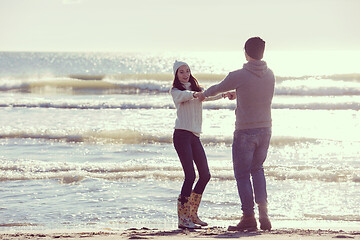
[1,227,359,240]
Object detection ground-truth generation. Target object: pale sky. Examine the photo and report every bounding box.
[1,0,359,52]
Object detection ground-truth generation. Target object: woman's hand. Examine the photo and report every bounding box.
[194,92,206,101]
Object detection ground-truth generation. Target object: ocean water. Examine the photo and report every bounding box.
[0,51,359,231]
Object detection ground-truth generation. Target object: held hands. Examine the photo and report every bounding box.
[193,91,235,101]
[224,91,236,100]
[193,92,206,101]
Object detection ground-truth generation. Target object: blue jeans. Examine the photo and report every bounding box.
[232,127,271,216]
[173,129,211,197]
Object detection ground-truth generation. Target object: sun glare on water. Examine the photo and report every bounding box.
[266,50,360,77]
[175,50,359,77]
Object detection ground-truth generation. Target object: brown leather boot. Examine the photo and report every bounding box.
[258,204,271,231]
[228,214,257,231]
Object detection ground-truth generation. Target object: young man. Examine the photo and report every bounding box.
[198,37,275,231]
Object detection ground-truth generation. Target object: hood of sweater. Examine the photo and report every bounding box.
[243,60,269,77]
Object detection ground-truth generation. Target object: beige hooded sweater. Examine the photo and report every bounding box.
[204,60,275,130]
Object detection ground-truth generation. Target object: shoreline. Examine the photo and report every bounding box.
[1,227,359,240]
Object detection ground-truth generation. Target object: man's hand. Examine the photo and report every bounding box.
[225,91,236,100]
[194,92,206,101]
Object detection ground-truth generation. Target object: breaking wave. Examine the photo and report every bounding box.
[1,74,360,97]
[1,96,359,110]
[2,102,359,111]
[0,129,320,146]
[0,158,358,183]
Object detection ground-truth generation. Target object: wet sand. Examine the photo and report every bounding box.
[1,227,359,240]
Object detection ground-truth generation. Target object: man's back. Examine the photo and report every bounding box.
[203,60,275,130]
[232,60,275,130]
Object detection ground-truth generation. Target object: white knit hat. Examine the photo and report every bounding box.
[173,60,189,75]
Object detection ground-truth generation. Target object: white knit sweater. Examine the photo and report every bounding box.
[171,83,222,136]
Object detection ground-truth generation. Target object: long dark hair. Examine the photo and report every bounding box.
[172,70,202,92]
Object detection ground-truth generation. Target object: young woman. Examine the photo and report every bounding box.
[170,60,224,229]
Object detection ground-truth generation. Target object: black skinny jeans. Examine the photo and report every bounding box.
[173,129,211,197]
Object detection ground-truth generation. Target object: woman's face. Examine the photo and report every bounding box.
[177,65,191,84]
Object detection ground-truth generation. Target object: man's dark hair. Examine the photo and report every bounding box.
[244,37,265,60]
